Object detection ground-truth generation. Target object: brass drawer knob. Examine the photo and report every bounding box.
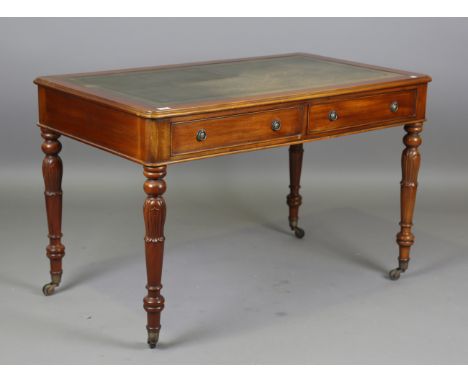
[390,101,399,113]
[271,119,281,131]
[196,129,207,142]
[328,110,338,121]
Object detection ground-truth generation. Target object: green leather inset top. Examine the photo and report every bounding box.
[67,55,405,109]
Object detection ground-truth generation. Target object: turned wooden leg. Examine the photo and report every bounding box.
[389,123,423,280]
[41,127,65,296]
[287,144,305,238]
[143,165,167,348]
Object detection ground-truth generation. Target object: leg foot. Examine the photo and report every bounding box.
[294,226,305,239]
[389,260,409,281]
[42,273,62,296]
[42,282,57,296]
[290,222,305,239]
[388,268,401,280]
[147,329,160,348]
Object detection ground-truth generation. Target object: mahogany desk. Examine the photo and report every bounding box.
[34,53,431,348]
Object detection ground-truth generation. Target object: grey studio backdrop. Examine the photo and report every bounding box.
[0,18,467,364]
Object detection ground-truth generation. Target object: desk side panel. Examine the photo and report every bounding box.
[37,86,150,164]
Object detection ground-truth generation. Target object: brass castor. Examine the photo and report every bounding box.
[389,268,402,280]
[389,260,409,281]
[42,274,61,296]
[147,331,159,349]
[293,226,305,239]
[42,282,58,296]
[290,221,305,239]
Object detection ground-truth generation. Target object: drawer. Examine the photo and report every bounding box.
[308,90,416,133]
[171,106,303,156]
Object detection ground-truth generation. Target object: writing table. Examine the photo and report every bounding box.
[34,53,431,348]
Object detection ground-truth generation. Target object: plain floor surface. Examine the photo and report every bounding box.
[1,157,467,364]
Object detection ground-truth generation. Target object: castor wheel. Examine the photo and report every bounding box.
[389,268,402,280]
[389,260,409,281]
[42,274,61,296]
[147,331,159,349]
[42,282,57,296]
[388,268,406,280]
[293,226,305,239]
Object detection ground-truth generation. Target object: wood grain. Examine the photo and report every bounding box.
[35,54,431,347]
[397,123,423,268]
[287,144,305,238]
[34,53,431,118]
[41,127,65,294]
[308,89,416,133]
[37,83,429,166]
[171,106,303,156]
[142,165,167,348]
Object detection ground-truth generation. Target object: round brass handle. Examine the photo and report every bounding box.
[271,120,281,131]
[390,101,399,113]
[328,110,338,121]
[196,129,207,142]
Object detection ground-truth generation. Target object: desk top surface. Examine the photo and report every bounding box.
[35,53,430,118]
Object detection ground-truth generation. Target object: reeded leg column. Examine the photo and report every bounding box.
[41,127,66,296]
[143,165,167,348]
[287,143,305,238]
[389,123,423,280]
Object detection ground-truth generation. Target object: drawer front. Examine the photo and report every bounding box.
[308,90,416,133]
[171,106,303,156]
